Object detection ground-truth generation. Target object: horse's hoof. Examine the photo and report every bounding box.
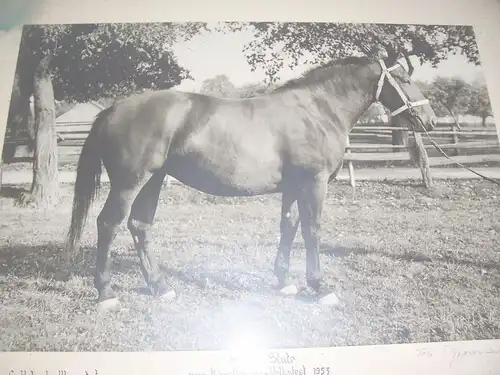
[97,297,121,313]
[317,292,340,306]
[160,289,177,302]
[279,284,298,296]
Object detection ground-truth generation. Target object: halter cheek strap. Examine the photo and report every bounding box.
[375,59,429,117]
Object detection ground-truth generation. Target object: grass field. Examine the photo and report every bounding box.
[1,177,500,351]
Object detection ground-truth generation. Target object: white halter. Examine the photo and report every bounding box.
[375,59,429,117]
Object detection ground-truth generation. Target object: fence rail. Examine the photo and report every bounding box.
[3,120,500,188]
[343,121,499,187]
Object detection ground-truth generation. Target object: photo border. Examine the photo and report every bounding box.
[1,0,500,373]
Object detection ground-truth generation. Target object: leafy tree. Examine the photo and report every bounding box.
[199,74,237,97]
[466,78,493,127]
[199,76,276,99]
[4,22,205,208]
[235,82,276,98]
[420,76,472,127]
[417,77,475,156]
[218,22,480,84]
[357,103,387,124]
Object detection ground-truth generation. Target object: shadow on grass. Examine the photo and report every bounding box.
[0,243,140,283]
[0,243,72,281]
[159,263,279,296]
[321,243,500,271]
[0,186,28,201]
[0,241,282,299]
[3,237,499,301]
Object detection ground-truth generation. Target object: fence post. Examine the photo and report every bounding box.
[345,134,355,188]
[451,123,459,156]
[410,131,433,188]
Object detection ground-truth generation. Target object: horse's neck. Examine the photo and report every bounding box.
[312,73,376,134]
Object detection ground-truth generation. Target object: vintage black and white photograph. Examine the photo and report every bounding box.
[1,21,499,352]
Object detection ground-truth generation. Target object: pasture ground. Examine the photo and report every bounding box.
[0,176,499,351]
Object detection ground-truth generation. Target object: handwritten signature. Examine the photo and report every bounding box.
[417,346,500,368]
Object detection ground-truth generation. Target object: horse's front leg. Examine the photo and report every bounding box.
[297,174,339,306]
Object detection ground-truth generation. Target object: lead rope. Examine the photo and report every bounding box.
[417,122,500,187]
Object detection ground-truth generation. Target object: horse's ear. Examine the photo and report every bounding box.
[402,48,415,76]
[383,40,401,66]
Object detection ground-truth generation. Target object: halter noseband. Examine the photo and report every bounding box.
[375,59,429,117]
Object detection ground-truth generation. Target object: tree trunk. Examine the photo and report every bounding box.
[4,71,34,162]
[25,54,59,208]
[410,132,433,189]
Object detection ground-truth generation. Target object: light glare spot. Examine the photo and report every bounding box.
[227,329,268,370]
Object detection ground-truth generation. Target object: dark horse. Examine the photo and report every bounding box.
[66,43,437,310]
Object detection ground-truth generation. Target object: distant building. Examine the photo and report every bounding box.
[6,100,106,161]
[55,101,106,124]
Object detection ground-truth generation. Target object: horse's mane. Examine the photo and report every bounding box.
[273,55,372,92]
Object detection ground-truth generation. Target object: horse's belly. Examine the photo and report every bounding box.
[165,154,282,197]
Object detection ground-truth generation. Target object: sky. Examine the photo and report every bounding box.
[171,26,485,92]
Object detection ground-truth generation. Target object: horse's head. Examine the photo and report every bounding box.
[374,42,437,132]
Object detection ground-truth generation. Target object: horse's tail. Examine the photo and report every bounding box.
[66,106,113,254]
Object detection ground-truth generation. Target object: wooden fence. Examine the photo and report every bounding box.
[343,122,500,187]
[3,120,500,188]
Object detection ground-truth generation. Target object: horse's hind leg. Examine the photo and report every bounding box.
[127,168,174,299]
[95,175,148,310]
[274,189,300,295]
[297,174,339,306]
